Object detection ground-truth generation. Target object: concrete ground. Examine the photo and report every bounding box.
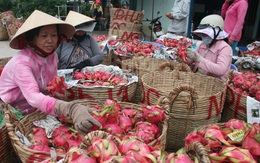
[0,30,108,59]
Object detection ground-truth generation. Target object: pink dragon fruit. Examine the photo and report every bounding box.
[185,131,205,147]
[64,146,96,163]
[225,119,246,130]
[255,90,260,101]
[119,138,151,155]
[102,156,136,163]
[118,115,134,132]
[102,123,125,137]
[28,144,51,152]
[166,153,193,163]
[88,137,120,162]
[135,121,161,138]
[220,146,257,163]
[242,126,260,157]
[29,127,50,146]
[142,105,165,124]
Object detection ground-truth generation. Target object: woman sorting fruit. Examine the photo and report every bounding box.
[186,14,233,82]
[0,10,100,134]
[56,11,103,71]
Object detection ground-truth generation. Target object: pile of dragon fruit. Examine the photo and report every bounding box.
[185,119,260,162]
[28,99,167,162]
[114,39,159,57]
[155,37,192,62]
[62,137,195,163]
[93,34,109,43]
[229,71,260,101]
[45,76,68,98]
[73,71,128,86]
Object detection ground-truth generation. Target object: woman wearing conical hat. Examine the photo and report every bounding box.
[186,14,232,82]
[56,11,103,71]
[0,10,100,134]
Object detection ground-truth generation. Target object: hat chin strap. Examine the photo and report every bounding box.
[26,42,55,58]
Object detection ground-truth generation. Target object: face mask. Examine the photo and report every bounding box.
[201,36,212,45]
[73,34,85,42]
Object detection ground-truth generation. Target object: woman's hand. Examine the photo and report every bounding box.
[187,49,201,62]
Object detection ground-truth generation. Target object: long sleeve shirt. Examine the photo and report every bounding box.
[56,34,104,69]
[0,48,58,115]
[221,0,248,41]
[187,40,233,82]
[167,0,190,33]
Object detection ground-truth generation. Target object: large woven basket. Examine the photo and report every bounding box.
[0,56,12,67]
[4,105,65,163]
[141,71,227,151]
[221,70,247,122]
[0,22,8,41]
[122,59,191,103]
[75,97,170,150]
[0,101,20,163]
[65,82,137,103]
[4,97,169,162]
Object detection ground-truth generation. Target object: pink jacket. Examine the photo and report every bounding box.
[187,40,233,82]
[0,48,58,115]
[221,0,248,41]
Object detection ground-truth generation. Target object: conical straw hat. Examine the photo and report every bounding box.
[65,11,95,27]
[9,10,75,49]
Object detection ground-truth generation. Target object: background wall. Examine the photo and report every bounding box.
[136,0,174,40]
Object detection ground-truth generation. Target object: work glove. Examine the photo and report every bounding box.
[73,59,91,72]
[187,49,202,62]
[55,100,101,135]
[54,88,69,100]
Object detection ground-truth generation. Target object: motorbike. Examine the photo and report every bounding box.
[147,11,164,40]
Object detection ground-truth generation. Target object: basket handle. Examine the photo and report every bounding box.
[4,104,26,143]
[238,60,255,72]
[158,62,192,72]
[226,69,235,84]
[186,141,211,163]
[157,96,170,118]
[169,84,198,114]
[110,26,120,38]
[158,62,176,71]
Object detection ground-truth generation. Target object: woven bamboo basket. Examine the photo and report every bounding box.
[64,82,137,103]
[4,104,67,163]
[0,56,12,67]
[0,101,20,163]
[186,141,211,163]
[0,57,17,162]
[75,97,170,150]
[4,97,169,162]
[237,60,256,73]
[122,59,191,103]
[221,70,247,122]
[0,22,8,41]
[141,71,227,151]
